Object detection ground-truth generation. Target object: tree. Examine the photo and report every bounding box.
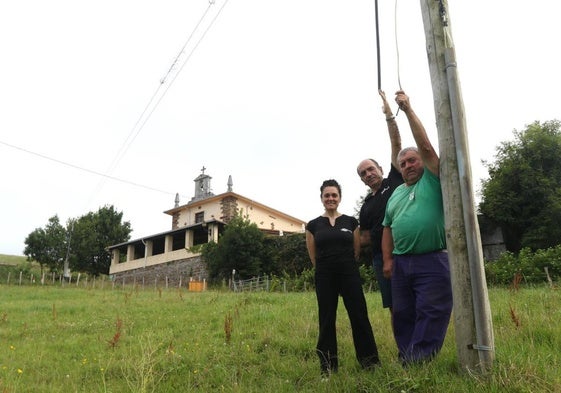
[202,215,265,281]
[69,205,131,276]
[262,233,309,277]
[479,120,561,252]
[24,215,67,274]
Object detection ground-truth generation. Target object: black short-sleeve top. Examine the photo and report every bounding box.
[306,214,358,271]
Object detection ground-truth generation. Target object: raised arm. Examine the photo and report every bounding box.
[395,90,440,176]
[379,90,402,170]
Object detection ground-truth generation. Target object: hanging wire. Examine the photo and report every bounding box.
[393,0,402,116]
[394,0,403,91]
[374,0,381,90]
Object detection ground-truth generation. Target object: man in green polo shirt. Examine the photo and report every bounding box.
[382,90,453,365]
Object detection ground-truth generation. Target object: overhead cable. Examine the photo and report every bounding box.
[106,0,219,176]
[0,139,186,198]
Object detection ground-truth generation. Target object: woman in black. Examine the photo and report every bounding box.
[306,179,380,375]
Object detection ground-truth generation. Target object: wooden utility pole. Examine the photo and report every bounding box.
[419,0,494,372]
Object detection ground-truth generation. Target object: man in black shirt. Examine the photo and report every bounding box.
[357,90,403,312]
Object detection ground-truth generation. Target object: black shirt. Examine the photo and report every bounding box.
[306,214,358,272]
[358,164,403,254]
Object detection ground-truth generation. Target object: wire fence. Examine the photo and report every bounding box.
[1,269,380,293]
[0,269,310,292]
[1,270,112,289]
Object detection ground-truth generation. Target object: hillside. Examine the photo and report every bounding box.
[0,253,27,265]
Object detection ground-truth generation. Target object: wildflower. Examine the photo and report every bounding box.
[17,369,23,374]
[10,345,15,351]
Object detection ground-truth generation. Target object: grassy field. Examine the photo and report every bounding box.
[1,281,560,393]
[0,254,27,267]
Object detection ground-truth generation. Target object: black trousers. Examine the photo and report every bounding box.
[315,267,380,372]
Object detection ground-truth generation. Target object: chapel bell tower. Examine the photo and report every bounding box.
[191,166,214,202]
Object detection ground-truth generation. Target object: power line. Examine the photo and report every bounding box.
[106,0,230,177]
[105,2,217,177]
[85,0,230,209]
[0,139,187,198]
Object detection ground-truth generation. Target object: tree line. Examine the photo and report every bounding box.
[24,205,131,276]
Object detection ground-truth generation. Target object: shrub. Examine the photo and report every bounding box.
[485,245,561,285]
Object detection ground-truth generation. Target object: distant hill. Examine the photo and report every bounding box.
[0,254,27,266]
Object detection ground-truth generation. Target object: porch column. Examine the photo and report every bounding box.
[111,249,120,265]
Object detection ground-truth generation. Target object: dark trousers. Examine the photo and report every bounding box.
[391,251,453,363]
[373,252,392,309]
[315,268,379,372]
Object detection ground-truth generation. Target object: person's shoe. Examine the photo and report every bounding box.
[360,356,381,370]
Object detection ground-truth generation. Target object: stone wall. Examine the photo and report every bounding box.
[111,255,207,288]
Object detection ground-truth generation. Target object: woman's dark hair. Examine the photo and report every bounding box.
[320,179,341,197]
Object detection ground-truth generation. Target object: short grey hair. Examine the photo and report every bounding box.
[397,146,419,162]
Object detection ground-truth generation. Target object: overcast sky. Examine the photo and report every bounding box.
[1,1,560,256]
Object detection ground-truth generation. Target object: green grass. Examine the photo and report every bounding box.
[1,283,560,392]
[0,254,27,266]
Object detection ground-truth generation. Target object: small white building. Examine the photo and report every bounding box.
[108,168,305,285]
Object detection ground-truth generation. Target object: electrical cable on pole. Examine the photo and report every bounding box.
[438,0,494,371]
[419,0,494,372]
[374,0,381,90]
[376,0,403,115]
[394,0,402,91]
[393,0,402,116]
